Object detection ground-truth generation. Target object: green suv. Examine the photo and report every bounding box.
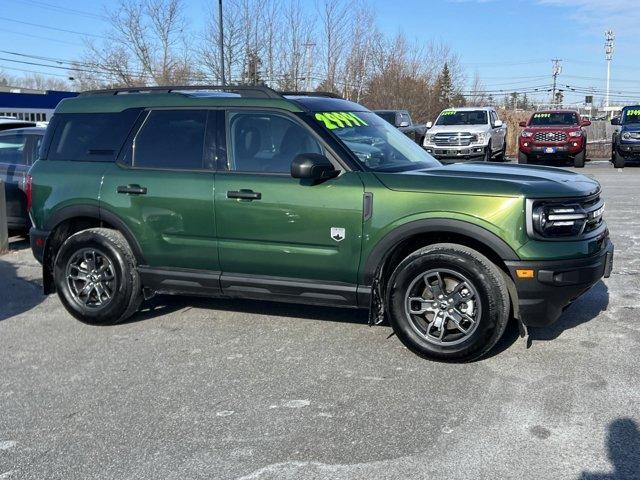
[28,86,613,361]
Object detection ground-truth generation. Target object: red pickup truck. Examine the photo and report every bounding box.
[518,110,590,168]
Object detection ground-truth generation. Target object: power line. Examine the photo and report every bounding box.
[7,0,107,20]
[0,16,107,39]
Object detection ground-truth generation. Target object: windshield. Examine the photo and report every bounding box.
[375,111,396,124]
[313,111,440,172]
[622,108,640,124]
[435,110,487,126]
[529,112,578,126]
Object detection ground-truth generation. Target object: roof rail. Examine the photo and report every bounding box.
[78,84,283,99]
[279,91,343,99]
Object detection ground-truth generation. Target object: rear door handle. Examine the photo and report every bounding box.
[117,185,147,195]
[227,190,261,200]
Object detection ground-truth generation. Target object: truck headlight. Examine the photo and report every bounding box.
[424,133,435,143]
[521,131,534,138]
[530,202,588,237]
[475,132,488,143]
[569,130,583,137]
[622,132,631,140]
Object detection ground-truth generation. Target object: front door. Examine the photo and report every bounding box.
[214,109,364,303]
[100,109,219,272]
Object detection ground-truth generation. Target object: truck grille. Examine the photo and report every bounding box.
[534,131,567,142]
[433,132,477,147]
[581,193,605,235]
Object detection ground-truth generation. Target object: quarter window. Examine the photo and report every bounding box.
[227,111,322,173]
[132,110,207,170]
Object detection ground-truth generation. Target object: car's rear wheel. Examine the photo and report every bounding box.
[613,150,626,168]
[387,243,510,362]
[574,149,585,168]
[518,151,529,164]
[54,228,142,325]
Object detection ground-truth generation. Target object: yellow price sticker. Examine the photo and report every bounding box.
[314,112,368,130]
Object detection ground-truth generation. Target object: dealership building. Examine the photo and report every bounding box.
[0,86,77,123]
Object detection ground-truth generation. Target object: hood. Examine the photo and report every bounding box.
[375,162,600,199]
[427,124,488,134]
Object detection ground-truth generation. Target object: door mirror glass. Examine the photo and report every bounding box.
[426,121,433,129]
[518,121,527,127]
[291,153,338,180]
[398,121,410,128]
[581,119,592,127]
[493,120,503,128]
[611,117,620,126]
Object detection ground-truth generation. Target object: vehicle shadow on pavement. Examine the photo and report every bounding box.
[579,418,640,480]
[130,295,370,325]
[0,237,45,322]
[528,280,609,342]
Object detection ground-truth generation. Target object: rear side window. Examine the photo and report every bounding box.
[0,133,27,165]
[132,110,207,170]
[47,110,140,162]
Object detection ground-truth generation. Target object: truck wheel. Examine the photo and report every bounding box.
[613,151,626,168]
[387,243,510,362]
[53,228,142,325]
[574,149,585,168]
[495,142,507,162]
[518,151,529,164]
[483,142,492,162]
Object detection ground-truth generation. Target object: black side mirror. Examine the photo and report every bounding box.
[611,117,620,126]
[291,153,339,180]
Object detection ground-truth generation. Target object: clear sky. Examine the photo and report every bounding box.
[1,0,638,105]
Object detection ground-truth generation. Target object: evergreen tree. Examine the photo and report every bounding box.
[435,63,454,109]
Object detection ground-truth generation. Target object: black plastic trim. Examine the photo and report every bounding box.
[362,218,520,285]
[138,266,222,296]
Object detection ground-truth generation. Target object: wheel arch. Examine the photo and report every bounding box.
[42,205,145,294]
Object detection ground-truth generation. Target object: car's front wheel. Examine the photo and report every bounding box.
[518,151,529,164]
[483,142,492,162]
[387,243,510,362]
[574,149,585,168]
[54,228,142,325]
[613,150,626,168]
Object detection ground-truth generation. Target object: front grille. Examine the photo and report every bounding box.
[433,132,477,147]
[534,131,567,142]
[582,194,605,234]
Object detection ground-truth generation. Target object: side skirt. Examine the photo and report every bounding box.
[138,266,363,309]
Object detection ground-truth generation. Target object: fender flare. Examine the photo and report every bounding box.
[43,204,146,264]
[361,218,520,286]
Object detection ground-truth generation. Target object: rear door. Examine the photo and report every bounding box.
[100,109,219,277]
[213,109,364,303]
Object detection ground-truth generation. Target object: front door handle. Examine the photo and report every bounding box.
[117,185,147,195]
[227,190,261,200]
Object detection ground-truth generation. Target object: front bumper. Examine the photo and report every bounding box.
[519,141,584,156]
[505,239,614,327]
[616,142,640,157]
[423,144,487,159]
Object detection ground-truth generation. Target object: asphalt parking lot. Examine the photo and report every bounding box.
[1,160,638,480]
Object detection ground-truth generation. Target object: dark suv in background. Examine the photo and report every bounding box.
[0,126,45,232]
[611,105,640,168]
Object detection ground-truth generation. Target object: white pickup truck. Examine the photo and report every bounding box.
[422,107,508,162]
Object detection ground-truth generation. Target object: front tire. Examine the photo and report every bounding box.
[613,150,626,168]
[518,151,529,164]
[387,243,510,362]
[495,141,507,162]
[574,149,585,168]
[54,228,142,325]
[483,142,492,162]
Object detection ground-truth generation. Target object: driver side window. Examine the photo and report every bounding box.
[226,111,323,173]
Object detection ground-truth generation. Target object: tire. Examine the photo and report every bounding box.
[573,149,585,168]
[517,151,529,164]
[53,228,142,325]
[387,243,510,362]
[483,142,492,162]
[613,150,626,168]
[495,141,507,162]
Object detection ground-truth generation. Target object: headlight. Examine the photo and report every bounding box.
[424,133,435,143]
[531,202,589,237]
[622,131,632,140]
[521,131,534,138]
[569,130,583,137]
[475,132,488,143]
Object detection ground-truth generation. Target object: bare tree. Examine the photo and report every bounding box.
[0,72,70,91]
[467,71,489,106]
[76,0,192,88]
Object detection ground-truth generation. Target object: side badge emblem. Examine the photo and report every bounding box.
[331,227,345,242]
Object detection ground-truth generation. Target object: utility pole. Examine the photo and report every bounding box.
[303,42,315,91]
[218,0,225,86]
[551,59,562,106]
[605,30,615,109]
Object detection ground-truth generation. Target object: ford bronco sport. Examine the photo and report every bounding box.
[28,86,613,362]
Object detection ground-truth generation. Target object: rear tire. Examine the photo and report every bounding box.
[387,243,510,362]
[574,149,585,168]
[54,228,142,325]
[613,150,626,168]
[518,151,529,164]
